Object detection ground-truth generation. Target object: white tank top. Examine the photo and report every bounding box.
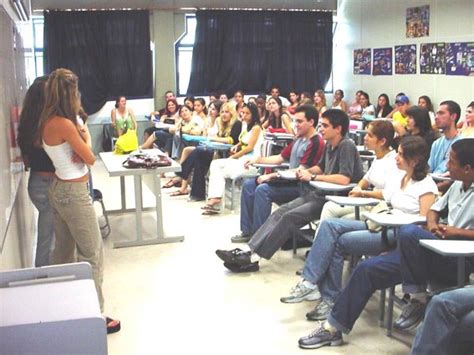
[42,140,89,180]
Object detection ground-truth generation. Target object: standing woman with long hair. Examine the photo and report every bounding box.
[39,68,120,333]
[17,76,54,267]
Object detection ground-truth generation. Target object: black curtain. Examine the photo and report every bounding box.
[44,10,153,114]
[187,10,333,96]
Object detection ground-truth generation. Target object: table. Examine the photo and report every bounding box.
[326,195,380,220]
[99,149,184,248]
[310,181,356,193]
[362,211,426,227]
[420,240,474,287]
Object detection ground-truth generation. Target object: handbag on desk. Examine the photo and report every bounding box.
[122,152,172,169]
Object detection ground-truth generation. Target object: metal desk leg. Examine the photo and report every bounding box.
[152,173,184,244]
[458,256,465,287]
[120,176,126,211]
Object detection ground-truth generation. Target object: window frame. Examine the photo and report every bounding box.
[175,14,196,96]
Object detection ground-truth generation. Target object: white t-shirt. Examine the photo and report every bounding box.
[383,172,438,214]
[363,150,399,190]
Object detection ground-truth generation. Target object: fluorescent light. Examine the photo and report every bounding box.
[11,0,29,21]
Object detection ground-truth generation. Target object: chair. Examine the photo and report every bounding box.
[93,188,111,239]
[224,172,259,211]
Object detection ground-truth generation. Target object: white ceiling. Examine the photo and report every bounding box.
[31,0,337,12]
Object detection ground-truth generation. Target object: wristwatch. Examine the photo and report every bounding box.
[311,174,317,181]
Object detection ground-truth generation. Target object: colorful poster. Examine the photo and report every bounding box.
[406,5,430,38]
[420,43,446,74]
[446,42,474,76]
[373,48,392,75]
[353,48,371,75]
[395,45,417,74]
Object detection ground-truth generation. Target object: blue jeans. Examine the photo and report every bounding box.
[240,179,300,235]
[411,286,474,355]
[28,173,55,267]
[398,224,472,293]
[303,218,396,302]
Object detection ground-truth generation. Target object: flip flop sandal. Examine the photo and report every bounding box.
[170,190,189,197]
[163,179,182,189]
[202,209,220,215]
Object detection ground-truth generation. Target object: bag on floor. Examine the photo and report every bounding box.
[114,129,138,154]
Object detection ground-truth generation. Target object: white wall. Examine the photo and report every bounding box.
[334,0,474,109]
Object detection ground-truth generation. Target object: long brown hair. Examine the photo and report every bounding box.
[39,68,81,136]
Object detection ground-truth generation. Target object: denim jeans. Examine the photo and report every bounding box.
[398,224,473,294]
[240,179,300,235]
[327,250,402,334]
[28,173,55,267]
[248,191,326,259]
[411,286,474,355]
[303,218,396,302]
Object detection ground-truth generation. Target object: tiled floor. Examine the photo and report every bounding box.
[93,160,415,355]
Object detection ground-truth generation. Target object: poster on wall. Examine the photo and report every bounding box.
[373,48,392,75]
[406,5,430,38]
[446,42,474,76]
[395,45,417,74]
[353,48,371,75]
[420,43,446,74]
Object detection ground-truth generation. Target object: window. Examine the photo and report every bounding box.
[18,16,44,85]
[175,14,196,96]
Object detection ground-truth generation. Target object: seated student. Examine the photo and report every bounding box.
[391,94,410,135]
[141,105,201,156]
[418,95,436,128]
[287,90,301,115]
[386,92,406,118]
[201,102,263,214]
[269,86,290,107]
[428,100,461,174]
[375,93,393,118]
[347,90,363,118]
[233,90,245,115]
[262,96,294,135]
[144,98,180,141]
[111,96,137,137]
[282,136,437,321]
[256,94,269,124]
[166,102,241,199]
[320,120,398,221]
[296,138,473,350]
[349,91,375,122]
[331,89,347,112]
[231,105,325,243]
[219,92,229,103]
[411,286,474,355]
[405,106,439,149]
[313,89,328,118]
[459,101,474,138]
[216,109,364,272]
[157,90,176,115]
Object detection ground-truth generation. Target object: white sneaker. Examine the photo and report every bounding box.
[280,280,321,304]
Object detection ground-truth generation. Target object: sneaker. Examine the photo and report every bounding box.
[306,299,333,321]
[215,248,252,265]
[393,299,426,330]
[298,322,343,349]
[280,281,321,304]
[223,261,259,273]
[231,233,251,243]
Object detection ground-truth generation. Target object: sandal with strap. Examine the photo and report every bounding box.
[170,190,189,197]
[106,317,121,334]
[202,208,220,216]
[163,178,182,189]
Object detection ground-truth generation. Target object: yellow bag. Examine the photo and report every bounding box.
[114,129,138,154]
